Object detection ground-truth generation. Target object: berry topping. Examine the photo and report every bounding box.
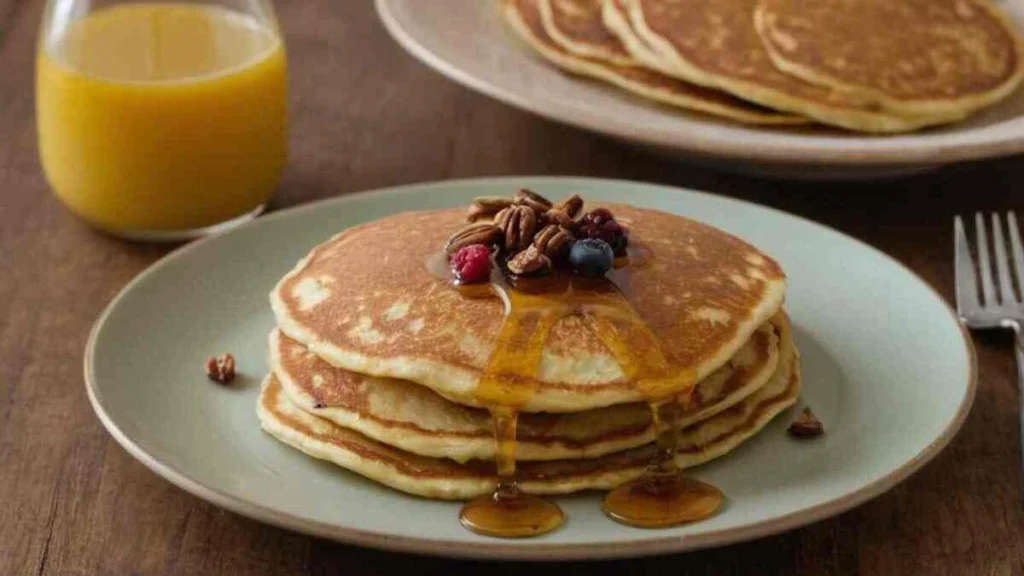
[450,244,492,284]
[577,208,628,256]
[568,238,614,276]
[583,207,614,222]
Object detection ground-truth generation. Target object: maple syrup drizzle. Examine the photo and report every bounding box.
[580,262,723,527]
[459,278,571,538]
[600,397,723,528]
[459,406,565,538]
[429,243,721,536]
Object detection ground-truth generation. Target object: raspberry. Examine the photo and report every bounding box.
[450,244,492,283]
[577,209,628,256]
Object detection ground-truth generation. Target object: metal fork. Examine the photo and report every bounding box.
[955,212,1024,482]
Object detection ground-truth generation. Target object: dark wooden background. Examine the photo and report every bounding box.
[2,0,1023,574]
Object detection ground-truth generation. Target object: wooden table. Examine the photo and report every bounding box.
[2,1,1023,574]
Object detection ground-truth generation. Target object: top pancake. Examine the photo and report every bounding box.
[754,0,1024,116]
[271,203,786,413]
[622,0,969,131]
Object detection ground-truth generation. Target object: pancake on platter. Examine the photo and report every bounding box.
[620,0,969,132]
[601,0,688,75]
[540,0,634,65]
[754,0,1024,117]
[270,315,784,463]
[257,323,801,500]
[271,203,786,413]
[502,0,805,125]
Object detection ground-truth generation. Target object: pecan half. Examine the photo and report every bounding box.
[515,197,548,215]
[544,208,575,229]
[533,224,573,262]
[466,196,514,222]
[553,194,583,218]
[205,353,236,384]
[445,222,502,254]
[494,205,537,252]
[514,188,553,211]
[787,407,825,438]
[507,245,552,276]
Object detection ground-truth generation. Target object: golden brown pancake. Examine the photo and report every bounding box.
[541,0,635,64]
[504,0,805,125]
[271,203,787,413]
[270,316,784,462]
[257,330,801,500]
[623,0,969,131]
[754,0,1024,116]
[600,0,689,74]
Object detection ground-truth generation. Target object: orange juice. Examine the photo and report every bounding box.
[37,3,287,235]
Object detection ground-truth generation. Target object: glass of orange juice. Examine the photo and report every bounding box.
[37,0,287,240]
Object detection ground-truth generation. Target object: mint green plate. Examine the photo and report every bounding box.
[85,177,975,560]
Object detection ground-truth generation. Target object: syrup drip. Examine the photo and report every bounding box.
[580,259,722,527]
[458,278,570,538]
[430,243,721,536]
[459,407,565,538]
[601,399,723,527]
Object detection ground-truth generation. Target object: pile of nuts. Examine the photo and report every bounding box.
[444,189,628,283]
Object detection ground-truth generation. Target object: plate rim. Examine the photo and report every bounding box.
[84,176,978,561]
[374,0,1024,167]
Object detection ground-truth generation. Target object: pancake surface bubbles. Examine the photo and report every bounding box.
[626,0,969,131]
[754,0,1024,116]
[271,204,786,413]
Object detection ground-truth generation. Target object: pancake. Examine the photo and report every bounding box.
[621,0,969,132]
[754,0,1024,117]
[601,0,686,75]
[271,315,784,463]
[257,329,801,500]
[540,0,635,65]
[503,0,805,125]
[271,203,787,413]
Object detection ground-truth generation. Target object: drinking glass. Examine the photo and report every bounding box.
[37,0,288,240]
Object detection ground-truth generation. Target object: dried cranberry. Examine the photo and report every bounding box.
[577,209,628,256]
[450,244,492,283]
[585,208,614,223]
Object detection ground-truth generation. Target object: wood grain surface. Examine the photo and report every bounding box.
[2,0,1023,574]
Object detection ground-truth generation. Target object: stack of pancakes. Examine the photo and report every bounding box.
[502,0,1024,132]
[258,203,801,500]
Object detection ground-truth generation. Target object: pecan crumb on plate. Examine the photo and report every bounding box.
[788,406,825,438]
[205,353,236,384]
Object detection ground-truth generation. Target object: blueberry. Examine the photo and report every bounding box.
[569,238,614,276]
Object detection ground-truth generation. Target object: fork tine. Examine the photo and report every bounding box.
[1008,212,1024,298]
[976,212,997,306]
[955,215,980,314]
[992,213,1017,304]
